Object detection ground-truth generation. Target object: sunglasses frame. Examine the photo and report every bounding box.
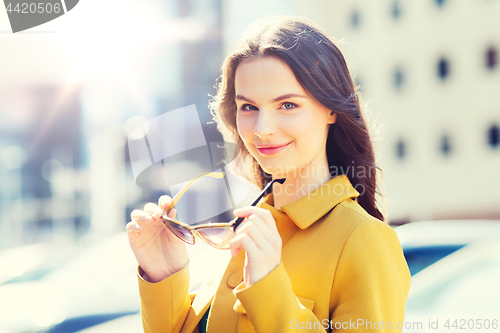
[160,171,285,249]
[162,215,236,249]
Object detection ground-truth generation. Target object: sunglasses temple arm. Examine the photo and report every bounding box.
[166,172,226,211]
[231,177,286,230]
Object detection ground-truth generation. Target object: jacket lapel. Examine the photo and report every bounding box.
[181,276,220,333]
[206,250,246,333]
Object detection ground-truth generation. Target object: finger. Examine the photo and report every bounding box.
[230,233,244,257]
[126,220,143,232]
[234,207,277,234]
[233,206,277,231]
[230,232,259,258]
[235,216,273,251]
[158,195,173,212]
[248,214,281,247]
[126,221,142,238]
[167,208,177,219]
[144,203,162,218]
[243,214,282,251]
[233,213,274,241]
[130,209,154,225]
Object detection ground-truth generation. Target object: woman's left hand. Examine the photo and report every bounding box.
[230,207,282,287]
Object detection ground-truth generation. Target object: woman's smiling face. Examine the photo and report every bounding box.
[235,56,337,178]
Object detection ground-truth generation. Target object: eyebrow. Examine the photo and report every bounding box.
[235,93,307,104]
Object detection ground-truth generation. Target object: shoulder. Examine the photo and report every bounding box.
[330,200,407,274]
[317,198,401,255]
[325,198,394,234]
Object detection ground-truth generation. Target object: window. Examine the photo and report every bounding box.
[488,124,499,148]
[396,138,407,160]
[391,0,402,19]
[486,46,498,70]
[440,133,452,156]
[435,0,447,8]
[350,9,361,29]
[437,57,450,80]
[393,66,405,90]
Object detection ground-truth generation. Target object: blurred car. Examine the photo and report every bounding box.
[0,232,230,333]
[0,174,257,332]
[394,220,500,275]
[71,220,500,333]
[403,235,500,333]
[5,219,497,332]
[0,243,80,286]
[73,313,143,333]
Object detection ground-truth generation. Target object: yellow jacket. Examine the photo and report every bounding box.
[137,174,411,332]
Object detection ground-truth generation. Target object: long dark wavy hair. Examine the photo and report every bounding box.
[209,15,386,222]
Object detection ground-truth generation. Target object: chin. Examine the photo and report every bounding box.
[257,164,278,175]
[260,164,291,178]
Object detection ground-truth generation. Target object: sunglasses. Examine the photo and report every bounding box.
[161,171,286,249]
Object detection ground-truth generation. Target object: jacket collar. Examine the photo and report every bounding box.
[257,174,360,230]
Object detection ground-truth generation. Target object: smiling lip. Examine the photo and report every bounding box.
[256,142,292,156]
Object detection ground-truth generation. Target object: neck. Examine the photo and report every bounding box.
[271,155,332,210]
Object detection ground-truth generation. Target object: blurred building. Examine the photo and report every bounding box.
[222,0,500,224]
[0,0,224,249]
[0,86,83,248]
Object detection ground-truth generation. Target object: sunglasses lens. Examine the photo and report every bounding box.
[197,227,235,249]
[165,221,195,244]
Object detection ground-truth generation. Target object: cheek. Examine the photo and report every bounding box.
[236,114,255,144]
[288,116,328,147]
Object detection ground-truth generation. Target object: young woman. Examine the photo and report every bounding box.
[127,15,411,333]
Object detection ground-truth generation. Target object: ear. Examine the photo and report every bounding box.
[327,111,337,125]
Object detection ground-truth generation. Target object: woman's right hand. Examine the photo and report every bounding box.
[126,195,188,283]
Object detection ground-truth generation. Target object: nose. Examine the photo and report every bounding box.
[254,109,277,138]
